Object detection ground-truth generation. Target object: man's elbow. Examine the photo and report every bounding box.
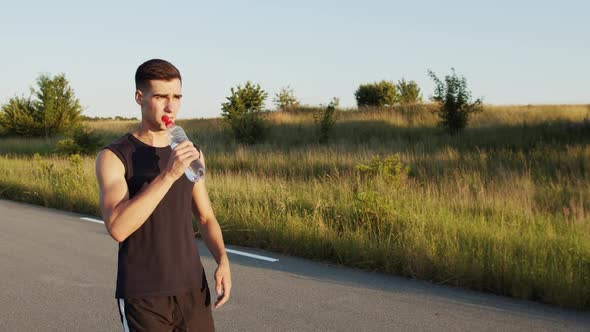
[198,214,214,226]
[110,231,126,243]
[105,219,127,243]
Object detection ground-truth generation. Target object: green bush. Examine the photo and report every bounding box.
[354,154,410,187]
[428,68,483,135]
[0,95,39,136]
[314,98,338,144]
[0,73,83,137]
[55,138,79,155]
[273,86,300,111]
[354,80,399,107]
[221,81,268,144]
[225,112,267,145]
[55,127,104,155]
[397,79,423,104]
[352,189,390,237]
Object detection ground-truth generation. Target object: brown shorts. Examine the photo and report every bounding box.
[117,285,214,332]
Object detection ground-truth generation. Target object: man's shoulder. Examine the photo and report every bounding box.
[97,133,132,165]
[107,132,132,146]
[100,133,131,153]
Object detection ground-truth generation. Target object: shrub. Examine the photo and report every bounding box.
[354,80,398,107]
[352,189,390,236]
[397,79,423,104]
[72,127,104,154]
[314,97,338,144]
[273,86,300,111]
[221,81,268,144]
[55,127,104,155]
[0,73,83,137]
[55,138,79,155]
[0,95,40,136]
[225,112,267,144]
[354,154,410,187]
[428,68,483,135]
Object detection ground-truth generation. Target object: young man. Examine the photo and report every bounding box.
[95,59,231,331]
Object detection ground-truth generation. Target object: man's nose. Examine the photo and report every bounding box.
[164,99,173,112]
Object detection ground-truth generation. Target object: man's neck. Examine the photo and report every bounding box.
[132,123,170,148]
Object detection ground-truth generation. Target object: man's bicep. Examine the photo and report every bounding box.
[96,149,129,223]
[191,180,214,222]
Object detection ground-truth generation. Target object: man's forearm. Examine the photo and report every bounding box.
[199,218,228,265]
[108,172,175,242]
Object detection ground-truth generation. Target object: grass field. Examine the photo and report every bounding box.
[1,103,589,309]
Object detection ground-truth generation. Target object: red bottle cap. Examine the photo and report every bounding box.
[161,115,174,127]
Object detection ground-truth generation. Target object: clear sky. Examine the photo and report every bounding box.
[1,0,588,119]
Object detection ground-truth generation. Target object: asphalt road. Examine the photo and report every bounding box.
[1,199,589,331]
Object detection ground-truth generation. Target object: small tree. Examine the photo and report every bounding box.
[354,80,398,107]
[314,97,338,144]
[273,86,299,111]
[428,68,482,135]
[221,81,268,144]
[396,79,422,104]
[0,73,83,137]
[34,74,83,137]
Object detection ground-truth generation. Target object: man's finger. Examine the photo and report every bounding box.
[220,292,230,304]
[174,145,196,155]
[216,281,230,303]
[215,293,229,308]
[216,276,223,295]
[173,140,194,151]
[180,151,199,162]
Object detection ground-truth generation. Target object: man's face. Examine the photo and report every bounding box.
[135,78,182,130]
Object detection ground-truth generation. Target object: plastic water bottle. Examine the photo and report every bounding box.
[161,115,205,182]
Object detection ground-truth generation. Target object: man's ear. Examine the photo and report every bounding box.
[134,89,143,106]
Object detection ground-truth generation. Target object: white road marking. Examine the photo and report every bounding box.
[80,217,104,224]
[79,217,279,262]
[226,249,279,262]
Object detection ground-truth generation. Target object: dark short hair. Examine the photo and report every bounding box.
[135,59,182,91]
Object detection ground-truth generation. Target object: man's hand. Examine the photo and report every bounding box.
[214,256,232,309]
[163,140,200,181]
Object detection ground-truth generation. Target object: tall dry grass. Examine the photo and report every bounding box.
[0,103,589,309]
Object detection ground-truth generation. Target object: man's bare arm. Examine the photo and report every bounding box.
[190,152,228,264]
[191,151,232,309]
[96,140,199,242]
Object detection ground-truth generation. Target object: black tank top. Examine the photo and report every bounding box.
[102,133,204,299]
